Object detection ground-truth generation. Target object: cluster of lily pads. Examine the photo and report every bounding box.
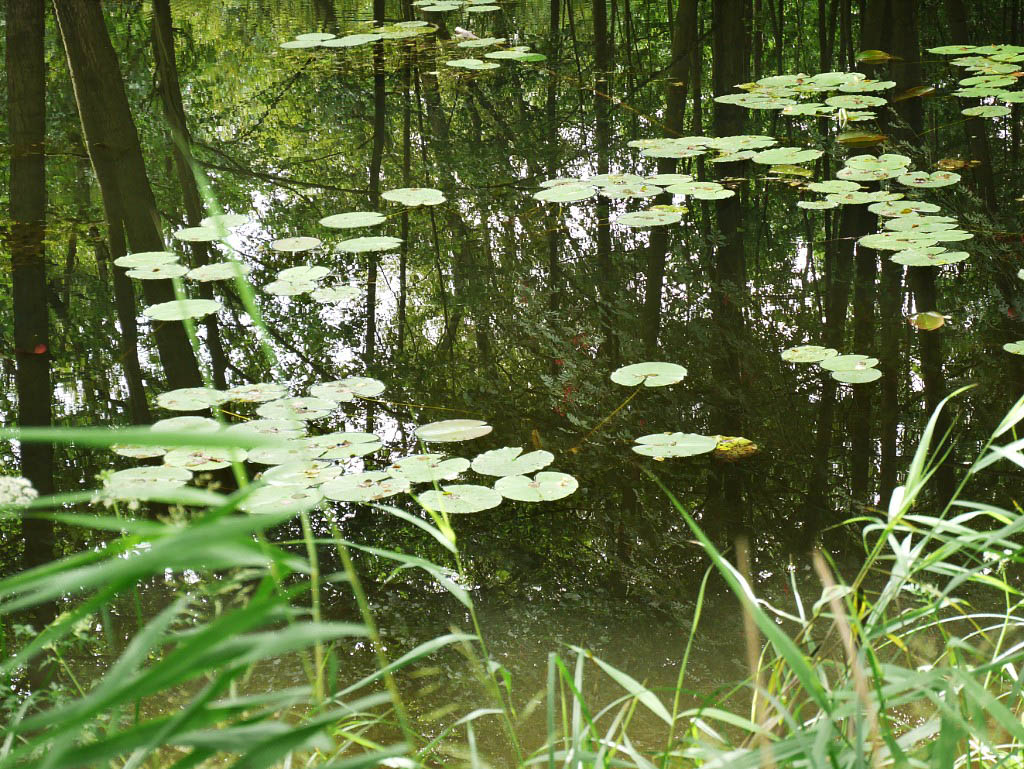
[279,23,438,50]
[105,377,579,514]
[715,70,894,121]
[781,345,882,384]
[532,172,733,214]
[930,44,1024,118]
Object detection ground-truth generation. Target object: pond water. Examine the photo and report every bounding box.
[4,0,1024,763]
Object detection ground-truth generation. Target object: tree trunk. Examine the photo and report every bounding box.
[151,0,229,389]
[54,0,203,391]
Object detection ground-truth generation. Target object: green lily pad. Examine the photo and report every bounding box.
[869,200,942,217]
[280,39,321,49]
[466,4,501,10]
[186,262,250,281]
[225,418,306,438]
[239,485,324,514]
[610,361,688,387]
[156,387,229,411]
[141,294,218,320]
[320,33,383,47]
[319,211,387,229]
[831,368,883,384]
[262,460,344,488]
[111,445,167,459]
[890,249,970,266]
[104,466,192,499]
[418,484,503,513]
[278,265,330,282]
[415,419,493,442]
[126,263,189,280]
[270,236,322,252]
[311,286,361,303]
[1003,341,1024,355]
[321,471,410,502]
[898,171,962,188]
[598,182,664,199]
[884,216,958,233]
[858,232,939,250]
[645,173,694,185]
[336,236,403,253]
[309,377,386,402]
[533,184,597,203]
[256,397,336,421]
[152,415,222,433]
[164,446,247,471]
[614,210,683,227]
[471,447,554,477]
[797,200,839,210]
[305,431,382,459]
[388,454,470,483]
[382,187,446,206]
[494,472,578,502]
[174,226,223,242]
[263,280,316,297]
[962,105,1011,117]
[114,251,179,268]
[247,443,325,466]
[457,36,505,48]
[929,229,973,242]
[225,382,288,403]
[838,79,896,92]
[807,180,862,194]
[781,345,839,363]
[818,354,879,371]
[632,432,718,458]
[825,94,887,109]
[446,58,501,70]
[751,147,824,165]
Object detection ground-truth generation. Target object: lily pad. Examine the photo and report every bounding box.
[610,361,688,387]
[152,415,222,433]
[831,368,883,384]
[225,419,306,438]
[807,180,862,194]
[239,485,324,514]
[382,187,446,207]
[305,431,382,459]
[614,210,683,227]
[494,472,578,502]
[311,286,361,303]
[446,58,501,70]
[114,251,179,268]
[336,236,403,253]
[174,226,223,242]
[797,200,839,210]
[869,200,942,217]
[1003,341,1024,355]
[898,171,962,188]
[319,211,387,229]
[256,397,336,421]
[418,484,503,513]
[270,236,322,252]
[962,105,1011,118]
[781,345,839,363]
[186,262,250,282]
[388,454,471,483]
[471,447,554,477]
[309,377,386,402]
[156,387,230,411]
[415,419,493,442]
[632,432,718,458]
[111,445,167,459]
[533,184,597,203]
[321,33,382,47]
[262,460,344,488]
[321,471,410,502]
[144,299,223,321]
[264,280,316,297]
[225,382,289,403]
[163,447,247,471]
[247,443,325,466]
[126,263,189,280]
[751,147,824,165]
[890,249,970,266]
[278,265,330,282]
[104,466,192,499]
[818,354,879,372]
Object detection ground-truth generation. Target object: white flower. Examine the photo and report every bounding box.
[0,476,38,508]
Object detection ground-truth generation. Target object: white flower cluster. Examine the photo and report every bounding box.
[0,476,39,508]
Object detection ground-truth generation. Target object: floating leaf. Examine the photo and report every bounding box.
[309,377,386,402]
[839,79,896,92]
[533,184,597,203]
[908,311,947,330]
[890,249,970,266]
[858,232,939,251]
[247,443,324,466]
[1004,340,1024,355]
[152,415,222,433]
[415,419,493,442]
[855,49,900,63]
[418,484,503,513]
[174,226,223,242]
[126,263,189,280]
[797,200,839,210]
[446,58,501,70]
[336,236,403,253]
[114,251,179,268]
[311,286,360,303]
[104,466,192,499]
[320,33,382,47]
[457,36,505,48]
[239,485,324,514]
[225,418,306,438]
[494,472,578,502]
[713,436,759,461]
[111,445,167,459]
[614,210,682,228]
[928,45,977,55]
[186,262,250,281]
[319,211,387,229]
[164,447,247,471]
[144,298,223,321]
[645,173,694,186]
[225,382,288,403]
[382,187,446,206]
[598,182,664,199]
[832,368,882,384]
[278,265,330,282]
[819,354,879,372]
[471,447,554,477]
[898,171,962,188]
[632,432,718,458]
[156,387,230,412]
[751,147,824,165]
[869,200,942,217]
[262,460,344,488]
[962,105,1011,118]
[256,397,336,421]
[389,454,471,483]
[264,280,316,296]
[280,39,321,49]
[610,361,687,387]
[270,236,322,252]
[781,345,838,363]
[305,431,382,459]
[321,471,410,502]
[807,180,862,194]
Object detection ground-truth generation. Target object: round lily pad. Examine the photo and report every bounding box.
[239,485,324,514]
[445,58,500,70]
[256,397,336,421]
[898,171,962,188]
[890,249,970,266]
[457,36,506,48]
[645,173,694,185]
[781,345,839,363]
[111,445,167,459]
[319,211,387,229]
[614,210,682,228]
[962,105,1011,118]
[415,419,493,442]
[270,236,322,252]
[126,263,189,280]
[321,471,411,502]
[311,286,361,303]
[295,31,336,41]
[797,200,839,210]
[418,484,503,514]
[869,200,942,217]
[114,251,179,268]
[751,147,824,165]
[278,265,330,282]
[471,447,554,477]
[825,94,886,109]
[263,280,316,297]
[336,236,403,253]
[610,361,688,387]
[280,39,321,49]
[494,472,578,502]
[262,460,344,488]
[831,368,883,384]
[174,226,223,242]
[1004,341,1024,355]
[225,419,306,438]
[247,443,325,466]
[632,432,718,458]
[598,183,664,199]
[104,466,192,498]
[156,387,230,411]
[309,377,386,402]
[305,431,382,459]
[320,33,382,47]
[388,454,470,483]
[858,232,939,251]
[225,382,289,403]
[152,415,222,433]
[143,299,222,321]
[807,180,862,194]
[186,262,250,281]
[163,447,247,471]
[533,184,597,203]
[382,187,446,207]
[818,354,879,372]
